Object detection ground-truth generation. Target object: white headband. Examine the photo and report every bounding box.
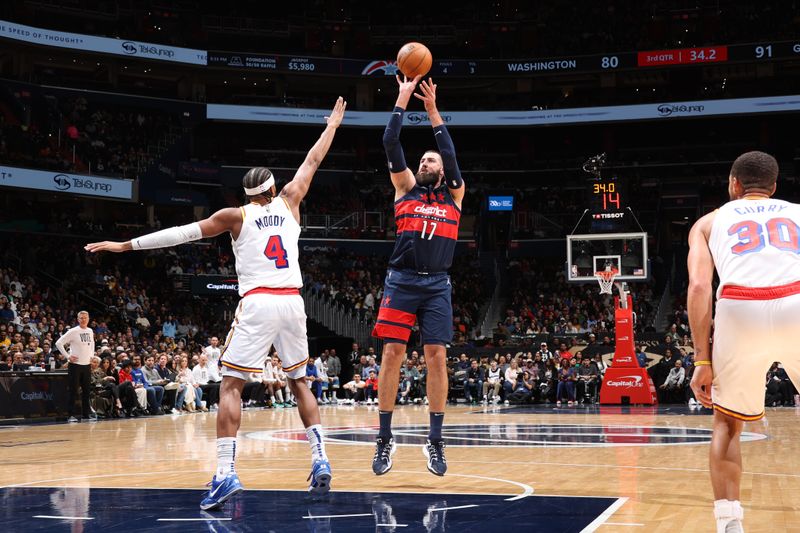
[243,175,275,196]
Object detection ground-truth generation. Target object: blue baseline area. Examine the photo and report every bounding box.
[0,487,618,532]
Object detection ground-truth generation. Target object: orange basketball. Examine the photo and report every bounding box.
[397,42,432,79]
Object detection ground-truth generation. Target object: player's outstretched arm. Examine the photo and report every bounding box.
[281,97,346,208]
[687,211,716,408]
[414,78,465,206]
[84,207,243,253]
[384,74,420,196]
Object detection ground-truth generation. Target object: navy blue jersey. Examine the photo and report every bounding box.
[388,184,461,273]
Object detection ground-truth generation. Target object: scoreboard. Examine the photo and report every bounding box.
[208,40,800,77]
[589,177,627,225]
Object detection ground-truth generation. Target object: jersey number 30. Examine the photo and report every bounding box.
[729,217,800,255]
[264,235,289,268]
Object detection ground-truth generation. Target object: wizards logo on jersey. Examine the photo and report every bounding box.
[389,185,461,273]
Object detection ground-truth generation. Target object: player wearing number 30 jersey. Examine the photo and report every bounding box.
[85,97,347,510]
[688,151,800,533]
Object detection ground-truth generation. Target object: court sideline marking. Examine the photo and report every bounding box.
[580,497,628,532]
[0,467,534,501]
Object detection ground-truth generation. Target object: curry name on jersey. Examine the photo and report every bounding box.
[709,198,800,297]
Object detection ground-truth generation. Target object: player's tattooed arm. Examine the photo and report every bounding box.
[281,97,347,207]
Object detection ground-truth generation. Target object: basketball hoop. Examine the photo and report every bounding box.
[594,268,618,295]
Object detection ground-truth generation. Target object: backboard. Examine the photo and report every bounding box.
[566,232,648,282]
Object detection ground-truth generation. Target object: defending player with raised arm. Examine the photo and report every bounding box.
[85,97,346,511]
[371,75,465,477]
[688,151,800,533]
[85,97,346,255]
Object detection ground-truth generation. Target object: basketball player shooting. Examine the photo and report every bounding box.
[85,97,346,511]
[371,75,465,477]
[688,151,800,533]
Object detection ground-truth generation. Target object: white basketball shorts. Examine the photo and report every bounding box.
[220,289,309,381]
[712,282,800,421]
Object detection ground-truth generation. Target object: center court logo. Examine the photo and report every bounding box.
[53,174,71,190]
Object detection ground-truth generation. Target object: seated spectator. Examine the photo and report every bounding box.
[398,359,421,405]
[274,362,294,406]
[155,353,182,414]
[94,357,123,416]
[325,350,341,402]
[315,352,331,404]
[262,355,288,406]
[243,369,268,407]
[659,359,686,403]
[343,373,366,404]
[192,354,220,407]
[503,359,522,404]
[576,356,599,404]
[305,355,324,401]
[131,354,164,415]
[464,359,484,404]
[507,370,535,404]
[766,362,795,407]
[556,359,577,406]
[364,370,379,404]
[143,354,173,410]
[483,360,502,404]
[637,345,648,368]
[176,356,206,412]
[117,359,146,416]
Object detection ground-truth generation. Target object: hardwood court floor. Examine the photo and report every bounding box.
[1,403,799,532]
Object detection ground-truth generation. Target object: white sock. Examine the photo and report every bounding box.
[306,424,328,463]
[215,437,237,479]
[275,389,284,403]
[714,499,744,533]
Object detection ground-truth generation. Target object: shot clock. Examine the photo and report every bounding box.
[589,177,627,226]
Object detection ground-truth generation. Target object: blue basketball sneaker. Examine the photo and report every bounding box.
[307,459,332,495]
[200,473,244,511]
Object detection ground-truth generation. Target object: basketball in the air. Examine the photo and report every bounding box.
[397,42,432,78]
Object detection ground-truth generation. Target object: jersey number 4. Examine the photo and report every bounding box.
[729,217,800,255]
[264,235,289,268]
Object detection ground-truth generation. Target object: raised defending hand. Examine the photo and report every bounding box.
[325,96,347,129]
[690,364,713,408]
[413,78,438,110]
[85,241,128,253]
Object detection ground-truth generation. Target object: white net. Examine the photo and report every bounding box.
[595,269,618,295]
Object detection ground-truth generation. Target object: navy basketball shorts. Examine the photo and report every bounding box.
[371,269,453,346]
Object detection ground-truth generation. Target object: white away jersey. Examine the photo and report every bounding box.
[709,198,800,297]
[233,199,302,295]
